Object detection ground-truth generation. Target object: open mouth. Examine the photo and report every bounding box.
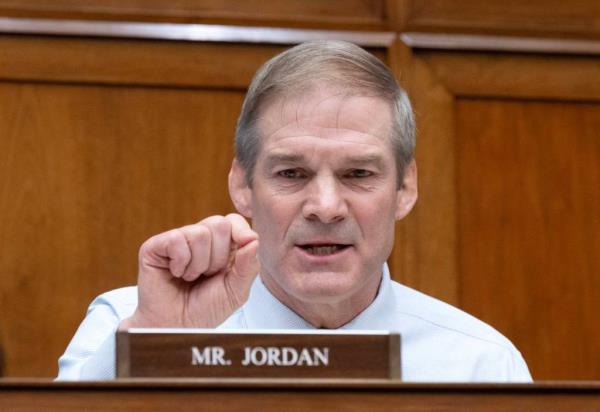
[297,244,351,256]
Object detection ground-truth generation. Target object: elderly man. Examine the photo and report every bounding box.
[58,40,531,382]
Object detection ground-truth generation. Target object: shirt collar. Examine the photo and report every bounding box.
[242,264,396,330]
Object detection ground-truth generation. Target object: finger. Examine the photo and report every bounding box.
[226,213,258,247]
[201,216,232,276]
[179,224,211,282]
[140,229,191,278]
[165,229,193,278]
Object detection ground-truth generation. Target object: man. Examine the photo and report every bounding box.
[58,40,531,381]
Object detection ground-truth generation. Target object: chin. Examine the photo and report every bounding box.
[284,271,360,304]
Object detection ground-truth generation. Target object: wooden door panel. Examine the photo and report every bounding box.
[456,99,600,380]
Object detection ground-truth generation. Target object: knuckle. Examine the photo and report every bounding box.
[213,218,231,236]
[164,229,184,244]
[225,213,245,227]
[139,232,167,256]
[194,224,211,240]
[202,216,230,239]
[200,214,225,226]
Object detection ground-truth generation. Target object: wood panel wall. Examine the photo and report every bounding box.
[0,37,271,378]
[457,99,600,380]
[0,1,598,381]
[1,0,600,36]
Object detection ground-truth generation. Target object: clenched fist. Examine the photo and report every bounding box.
[119,213,259,330]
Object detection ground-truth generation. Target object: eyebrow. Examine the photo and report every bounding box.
[344,154,386,169]
[264,153,305,166]
[264,152,386,169]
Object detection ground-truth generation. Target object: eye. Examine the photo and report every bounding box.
[346,169,373,178]
[277,169,305,179]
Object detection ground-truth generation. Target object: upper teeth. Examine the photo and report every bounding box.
[306,245,341,255]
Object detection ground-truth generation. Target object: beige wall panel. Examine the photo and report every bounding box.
[456,99,600,380]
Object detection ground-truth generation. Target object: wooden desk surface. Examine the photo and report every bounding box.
[1,379,599,411]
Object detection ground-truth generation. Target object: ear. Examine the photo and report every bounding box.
[228,159,253,218]
[395,159,418,220]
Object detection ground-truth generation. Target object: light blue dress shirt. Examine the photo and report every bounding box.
[57,265,532,382]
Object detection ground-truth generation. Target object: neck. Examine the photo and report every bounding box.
[260,271,383,329]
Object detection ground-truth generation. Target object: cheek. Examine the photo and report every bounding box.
[354,196,397,243]
[251,197,296,242]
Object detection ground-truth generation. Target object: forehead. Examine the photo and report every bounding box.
[256,89,394,158]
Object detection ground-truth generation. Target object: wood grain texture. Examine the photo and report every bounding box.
[400,0,600,38]
[391,42,600,381]
[0,6,598,384]
[456,99,600,380]
[0,380,599,412]
[0,82,244,376]
[0,35,284,89]
[388,38,459,305]
[0,0,389,30]
[2,0,600,38]
[419,51,600,101]
[0,18,394,47]
[402,32,600,55]
[0,34,390,378]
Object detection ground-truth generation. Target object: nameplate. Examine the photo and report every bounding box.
[117,329,400,379]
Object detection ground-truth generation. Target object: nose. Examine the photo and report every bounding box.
[302,173,348,223]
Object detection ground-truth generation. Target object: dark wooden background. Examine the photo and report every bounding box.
[0,0,598,380]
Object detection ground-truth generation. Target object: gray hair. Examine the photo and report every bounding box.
[235,40,415,186]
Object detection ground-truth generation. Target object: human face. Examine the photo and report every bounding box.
[232,89,416,315]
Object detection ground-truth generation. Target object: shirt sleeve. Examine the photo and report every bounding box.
[56,288,136,380]
[508,350,533,382]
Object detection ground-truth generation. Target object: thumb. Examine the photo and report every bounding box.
[229,238,260,293]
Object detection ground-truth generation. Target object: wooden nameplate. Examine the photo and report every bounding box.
[117,329,400,379]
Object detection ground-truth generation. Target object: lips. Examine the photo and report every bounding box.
[297,244,351,256]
